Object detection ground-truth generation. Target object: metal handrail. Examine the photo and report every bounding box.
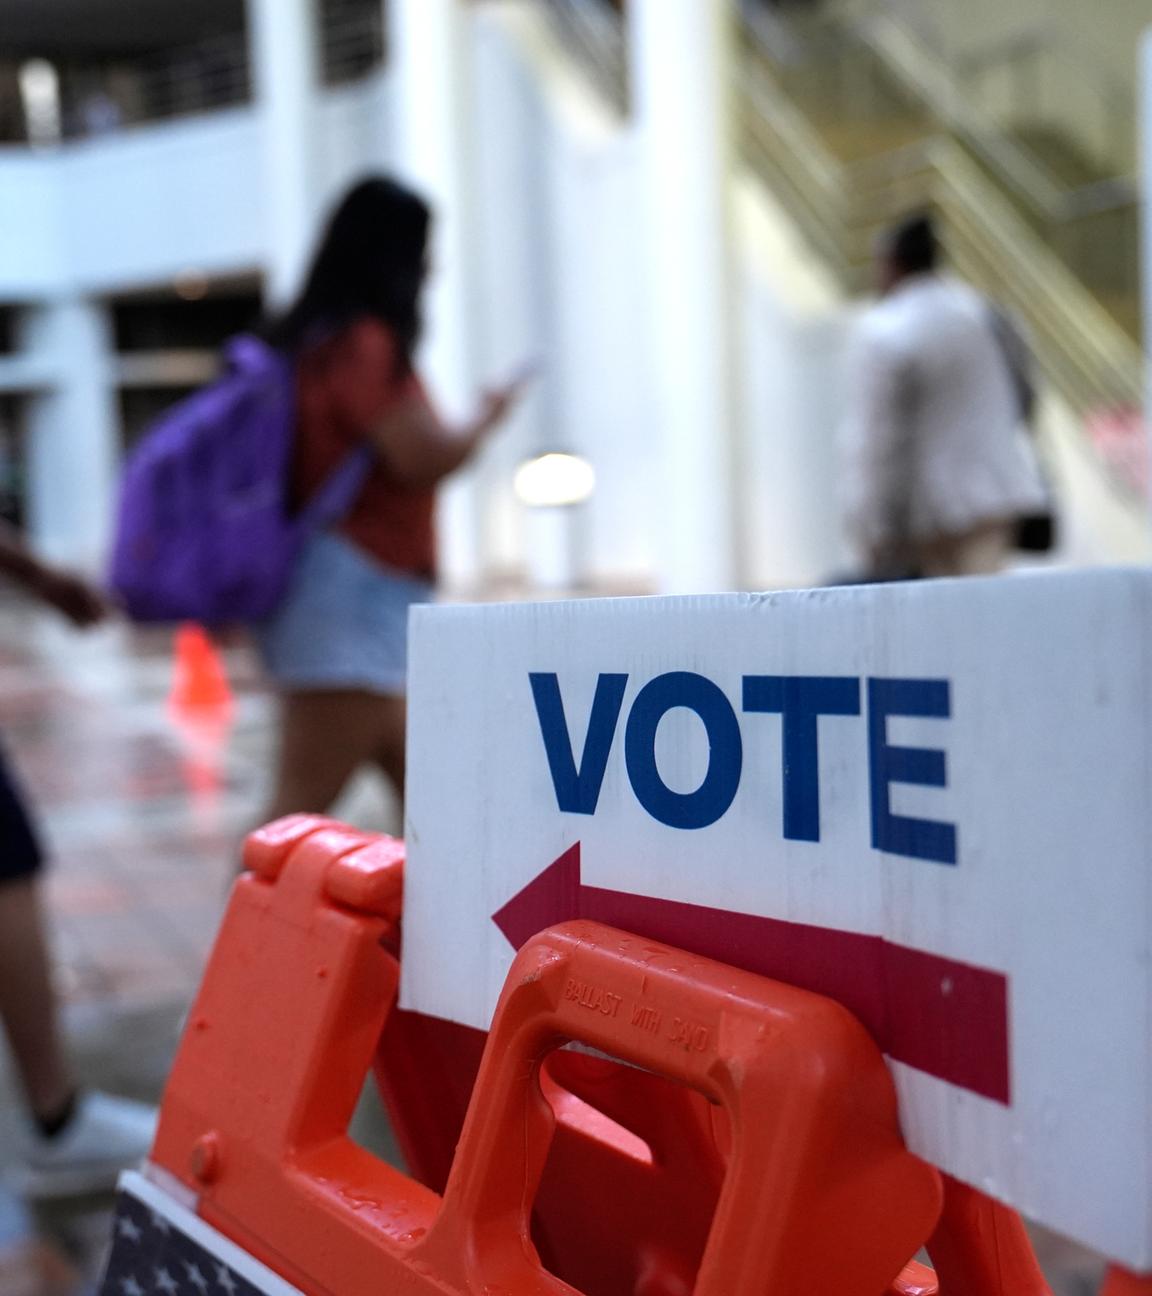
[2,2,386,144]
[60,33,251,137]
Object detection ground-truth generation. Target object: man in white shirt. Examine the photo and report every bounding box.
[840,214,1047,578]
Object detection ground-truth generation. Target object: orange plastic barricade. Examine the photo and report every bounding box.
[119,817,941,1294]
[97,818,1152,1295]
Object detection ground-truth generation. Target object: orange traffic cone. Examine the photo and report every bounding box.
[169,623,233,715]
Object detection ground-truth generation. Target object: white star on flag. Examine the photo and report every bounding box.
[103,1190,266,1296]
[184,1259,211,1291]
[154,1267,179,1295]
[116,1216,142,1242]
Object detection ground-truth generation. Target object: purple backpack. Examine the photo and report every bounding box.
[109,335,371,624]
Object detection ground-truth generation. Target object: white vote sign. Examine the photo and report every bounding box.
[402,570,1152,1268]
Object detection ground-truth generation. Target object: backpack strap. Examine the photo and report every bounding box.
[233,332,374,537]
[985,304,1037,430]
[298,446,375,535]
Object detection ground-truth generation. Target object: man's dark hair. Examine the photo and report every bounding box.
[886,213,939,276]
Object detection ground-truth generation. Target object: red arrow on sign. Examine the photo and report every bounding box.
[494,842,1010,1104]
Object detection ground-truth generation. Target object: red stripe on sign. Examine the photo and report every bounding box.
[494,843,1010,1104]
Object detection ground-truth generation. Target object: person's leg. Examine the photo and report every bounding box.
[957,520,1015,575]
[0,771,156,1198]
[370,694,407,811]
[918,520,1014,578]
[0,877,72,1121]
[0,745,73,1123]
[263,688,403,823]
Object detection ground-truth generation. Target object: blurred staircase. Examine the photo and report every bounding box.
[737,0,1142,425]
[540,0,1143,496]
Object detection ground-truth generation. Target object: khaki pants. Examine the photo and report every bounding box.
[916,519,1015,578]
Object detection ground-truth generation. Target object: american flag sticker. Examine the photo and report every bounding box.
[97,1171,304,1296]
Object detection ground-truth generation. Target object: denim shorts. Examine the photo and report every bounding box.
[254,531,433,695]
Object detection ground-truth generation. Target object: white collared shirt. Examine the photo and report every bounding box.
[841,274,1047,555]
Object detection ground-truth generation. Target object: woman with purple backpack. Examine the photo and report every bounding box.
[254,176,524,821]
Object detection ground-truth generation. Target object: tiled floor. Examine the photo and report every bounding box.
[0,597,1111,1295]
[0,600,399,1294]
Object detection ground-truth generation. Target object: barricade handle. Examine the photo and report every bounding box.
[426,919,942,1296]
[151,819,439,1296]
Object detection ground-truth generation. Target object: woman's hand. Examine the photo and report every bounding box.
[476,373,531,436]
[368,368,535,487]
[31,568,110,629]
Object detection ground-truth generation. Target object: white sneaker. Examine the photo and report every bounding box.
[18,1092,158,1200]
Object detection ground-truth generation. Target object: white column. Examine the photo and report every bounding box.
[248,0,318,305]
[386,0,482,592]
[21,298,119,568]
[628,0,741,593]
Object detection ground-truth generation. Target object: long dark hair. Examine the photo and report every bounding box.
[264,175,432,368]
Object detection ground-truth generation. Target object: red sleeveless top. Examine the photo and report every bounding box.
[292,317,436,580]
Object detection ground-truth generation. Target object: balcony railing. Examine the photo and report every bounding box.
[74,34,251,137]
[0,1,386,146]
